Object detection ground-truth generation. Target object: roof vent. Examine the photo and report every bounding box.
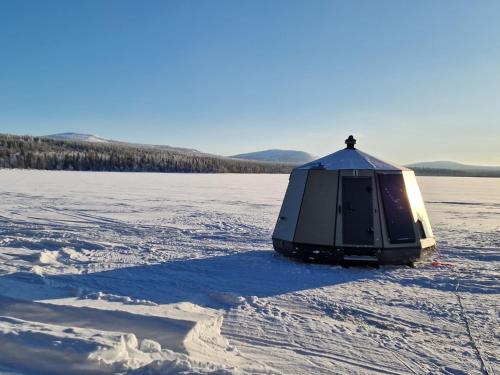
[345,135,356,149]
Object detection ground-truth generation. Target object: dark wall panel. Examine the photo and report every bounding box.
[294,170,338,246]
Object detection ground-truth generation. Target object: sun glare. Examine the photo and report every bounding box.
[403,171,425,211]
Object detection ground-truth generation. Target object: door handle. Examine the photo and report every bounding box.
[338,205,342,214]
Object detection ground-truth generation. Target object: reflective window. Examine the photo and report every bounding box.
[378,173,416,244]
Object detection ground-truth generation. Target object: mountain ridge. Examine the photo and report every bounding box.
[15,132,500,177]
[231,149,317,164]
[45,132,109,143]
[406,160,500,171]
[0,133,292,174]
[45,132,201,155]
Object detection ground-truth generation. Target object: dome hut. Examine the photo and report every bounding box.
[272,135,435,265]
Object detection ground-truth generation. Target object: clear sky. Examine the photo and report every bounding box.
[1,0,499,165]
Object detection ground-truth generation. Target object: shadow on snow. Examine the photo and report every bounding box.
[1,250,379,308]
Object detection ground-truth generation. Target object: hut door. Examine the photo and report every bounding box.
[341,177,374,245]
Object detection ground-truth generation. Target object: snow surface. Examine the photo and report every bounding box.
[0,170,498,374]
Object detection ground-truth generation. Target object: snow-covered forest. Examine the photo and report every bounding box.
[0,134,293,173]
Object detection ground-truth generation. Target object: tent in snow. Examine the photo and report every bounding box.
[272,135,436,265]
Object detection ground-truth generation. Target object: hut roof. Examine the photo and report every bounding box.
[297,148,409,171]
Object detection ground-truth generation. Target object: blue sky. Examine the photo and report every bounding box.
[1,0,499,164]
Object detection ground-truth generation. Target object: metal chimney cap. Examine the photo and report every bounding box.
[345,135,356,149]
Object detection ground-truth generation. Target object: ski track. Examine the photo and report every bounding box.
[0,170,498,374]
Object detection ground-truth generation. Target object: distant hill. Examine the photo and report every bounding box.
[5,133,498,177]
[45,132,200,154]
[406,161,500,177]
[45,132,109,143]
[0,133,292,174]
[232,149,316,164]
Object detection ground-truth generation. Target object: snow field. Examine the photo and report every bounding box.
[0,170,498,374]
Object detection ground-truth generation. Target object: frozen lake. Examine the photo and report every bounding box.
[0,170,498,374]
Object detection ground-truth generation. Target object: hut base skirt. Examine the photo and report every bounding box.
[273,239,436,266]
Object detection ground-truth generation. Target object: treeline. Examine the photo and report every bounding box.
[412,167,500,178]
[0,134,293,174]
